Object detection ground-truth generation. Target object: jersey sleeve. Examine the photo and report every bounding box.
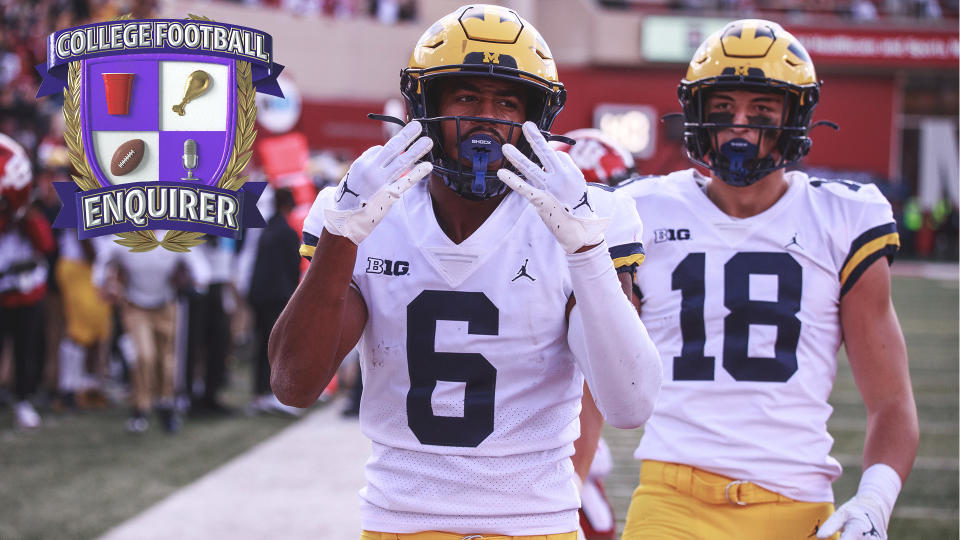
[836,183,899,297]
[299,186,338,261]
[593,185,645,274]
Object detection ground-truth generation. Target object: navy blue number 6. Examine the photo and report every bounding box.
[672,252,802,382]
[406,290,498,447]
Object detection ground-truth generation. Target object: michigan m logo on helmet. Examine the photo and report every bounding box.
[678,19,824,187]
[400,4,567,200]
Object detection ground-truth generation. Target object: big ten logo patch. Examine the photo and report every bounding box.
[366,257,409,276]
[654,228,691,243]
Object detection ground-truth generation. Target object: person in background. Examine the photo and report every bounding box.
[94,235,209,434]
[247,188,303,416]
[0,132,53,429]
[186,236,235,416]
[549,128,637,187]
[55,230,112,410]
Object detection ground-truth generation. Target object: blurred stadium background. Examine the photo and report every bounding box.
[0,0,956,538]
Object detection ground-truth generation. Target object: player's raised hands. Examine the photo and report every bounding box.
[497,121,609,254]
[324,121,433,244]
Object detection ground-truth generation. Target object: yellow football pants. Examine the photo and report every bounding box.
[361,530,577,540]
[622,461,839,540]
[56,259,111,346]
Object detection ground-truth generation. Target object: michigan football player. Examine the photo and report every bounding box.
[274,5,661,538]
[618,19,917,540]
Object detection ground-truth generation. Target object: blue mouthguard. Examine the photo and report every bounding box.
[459,133,503,195]
[719,138,759,186]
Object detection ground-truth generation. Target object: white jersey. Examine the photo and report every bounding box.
[302,181,644,534]
[619,169,899,503]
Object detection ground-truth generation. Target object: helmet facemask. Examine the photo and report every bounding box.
[680,80,817,187]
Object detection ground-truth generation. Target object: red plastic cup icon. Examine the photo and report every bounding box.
[102,73,135,115]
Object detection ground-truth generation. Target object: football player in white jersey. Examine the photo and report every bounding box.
[269,5,662,539]
[618,19,918,540]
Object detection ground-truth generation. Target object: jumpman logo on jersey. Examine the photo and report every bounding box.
[572,191,593,212]
[335,173,360,202]
[863,514,882,537]
[511,259,536,282]
[785,232,803,250]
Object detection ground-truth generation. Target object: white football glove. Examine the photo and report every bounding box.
[324,121,433,245]
[497,121,609,254]
[818,464,902,540]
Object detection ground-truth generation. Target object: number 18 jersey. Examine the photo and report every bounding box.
[301,181,644,534]
[618,169,899,503]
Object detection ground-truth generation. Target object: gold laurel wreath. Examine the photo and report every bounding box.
[62,13,258,252]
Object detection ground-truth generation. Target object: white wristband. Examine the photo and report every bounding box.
[858,463,902,526]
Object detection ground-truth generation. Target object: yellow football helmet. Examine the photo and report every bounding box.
[678,19,824,186]
[399,4,567,199]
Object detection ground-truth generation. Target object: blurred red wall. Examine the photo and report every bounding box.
[295,67,896,178]
[553,67,896,178]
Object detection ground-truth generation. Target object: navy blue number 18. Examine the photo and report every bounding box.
[671,252,802,382]
[406,290,499,447]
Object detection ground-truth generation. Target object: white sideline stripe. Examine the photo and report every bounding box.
[894,506,960,521]
[829,417,958,435]
[832,454,960,471]
[830,390,958,407]
[98,401,368,540]
[891,261,959,281]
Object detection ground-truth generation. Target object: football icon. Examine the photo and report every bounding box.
[110,139,145,176]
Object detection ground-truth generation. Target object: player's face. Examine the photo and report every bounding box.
[435,77,527,170]
[704,89,784,159]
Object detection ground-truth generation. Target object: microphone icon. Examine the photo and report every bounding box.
[182,139,199,181]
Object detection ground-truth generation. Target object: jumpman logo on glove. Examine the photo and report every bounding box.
[572,191,593,212]
[335,173,361,202]
[863,515,881,537]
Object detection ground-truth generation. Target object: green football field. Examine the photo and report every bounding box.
[602,274,960,539]
[0,274,956,539]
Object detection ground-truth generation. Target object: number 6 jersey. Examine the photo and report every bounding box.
[301,180,645,534]
[619,169,899,503]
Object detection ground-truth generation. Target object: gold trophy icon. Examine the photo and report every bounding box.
[172,70,211,116]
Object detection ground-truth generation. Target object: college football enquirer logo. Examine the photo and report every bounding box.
[37,15,285,251]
